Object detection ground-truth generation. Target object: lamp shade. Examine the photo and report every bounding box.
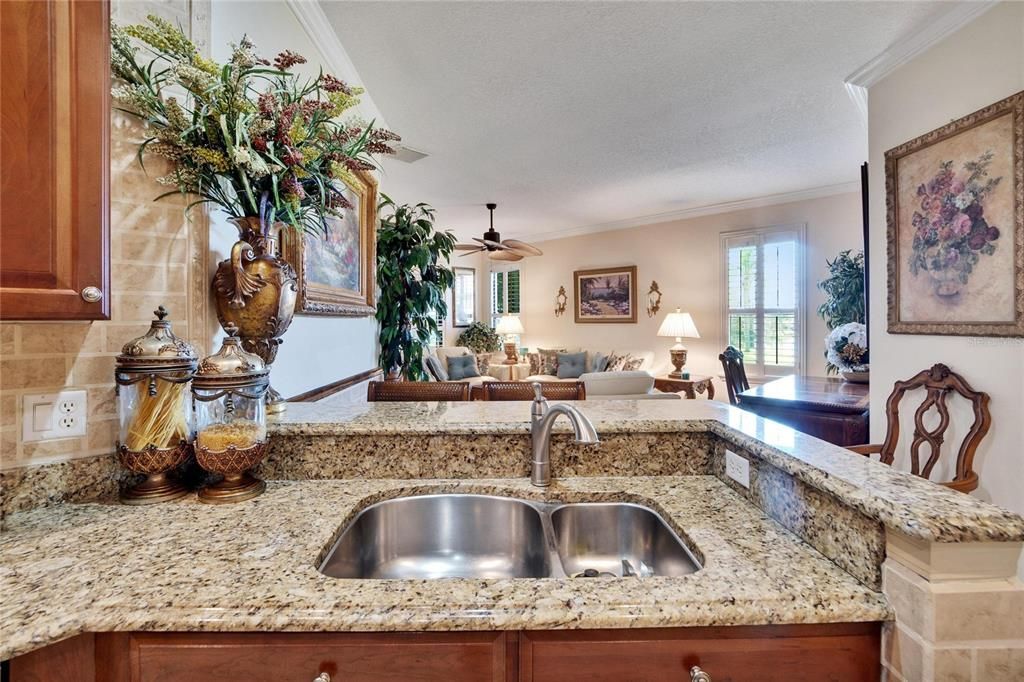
[495,314,524,335]
[657,310,700,339]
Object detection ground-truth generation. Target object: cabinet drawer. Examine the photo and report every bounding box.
[520,624,880,682]
[124,632,511,682]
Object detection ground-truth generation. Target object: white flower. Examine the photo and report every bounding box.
[825,322,869,372]
[953,191,975,210]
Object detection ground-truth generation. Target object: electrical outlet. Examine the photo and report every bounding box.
[725,449,750,488]
[22,390,88,442]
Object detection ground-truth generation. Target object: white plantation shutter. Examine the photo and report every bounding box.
[490,267,521,328]
[724,226,803,376]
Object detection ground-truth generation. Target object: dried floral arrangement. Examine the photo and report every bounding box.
[110,15,400,233]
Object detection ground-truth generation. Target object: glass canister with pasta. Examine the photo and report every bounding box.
[114,306,197,505]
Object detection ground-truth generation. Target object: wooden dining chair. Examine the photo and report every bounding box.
[718,346,750,405]
[479,381,586,401]
[847,363,990,493]
[366,381,471,402]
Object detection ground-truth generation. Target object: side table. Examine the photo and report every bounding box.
[654,374,715,400]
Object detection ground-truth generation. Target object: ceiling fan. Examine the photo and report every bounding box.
[455,203,543,262]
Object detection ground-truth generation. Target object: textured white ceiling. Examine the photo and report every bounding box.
[321,1,951,241]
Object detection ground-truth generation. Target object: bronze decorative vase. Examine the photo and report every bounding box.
[213,216,298,413]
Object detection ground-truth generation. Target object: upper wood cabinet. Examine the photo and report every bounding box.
[0,0,110,320]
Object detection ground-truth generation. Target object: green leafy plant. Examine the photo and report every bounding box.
[456,322,501,354]
[376,197,456,380]
[817,250,866,373]
[110,15,399,232]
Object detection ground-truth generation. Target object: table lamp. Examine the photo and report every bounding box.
[494,314,524,365]
[657,308,700,378]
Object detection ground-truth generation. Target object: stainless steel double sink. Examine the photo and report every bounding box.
[319,494,701,580]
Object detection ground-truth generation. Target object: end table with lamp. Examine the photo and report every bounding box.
[494,314,524,365]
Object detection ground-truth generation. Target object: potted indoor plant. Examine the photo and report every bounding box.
[375,198,456,381]
[111,16,399,409]
[455,322,502,355]
[817,250,866,376]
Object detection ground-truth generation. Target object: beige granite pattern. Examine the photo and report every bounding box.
[262,432,715,480]
[0,453,125,523]
[712,444,886,589]
[269,400,1024,543]
[0,476,890,661]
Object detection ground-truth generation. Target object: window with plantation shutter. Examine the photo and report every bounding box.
[490,268,521,328]
[723,226,804,377]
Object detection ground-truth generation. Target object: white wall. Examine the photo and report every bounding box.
[210,2,378,398]
[506,191,862,388]
[866,2,1024,574]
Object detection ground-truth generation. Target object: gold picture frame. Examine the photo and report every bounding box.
[574,265,638,323]
[282,170,378,317]
[885,90,1023,337]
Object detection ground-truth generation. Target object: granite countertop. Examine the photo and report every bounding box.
[270,400,1024,544]
[0,476,889,661]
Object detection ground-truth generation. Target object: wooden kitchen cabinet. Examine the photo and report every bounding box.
[0,0,110,320]
[9,624,881,682]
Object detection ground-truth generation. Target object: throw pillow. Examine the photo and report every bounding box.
[527,352,542,376]
[446,354,481,380]
[556,351,587,379]
[622,356,644,371]
[475,353,491,375]
[590,352,609,373]
[537,347,564,375]
[605,352,636,372]
[425,355,448,381]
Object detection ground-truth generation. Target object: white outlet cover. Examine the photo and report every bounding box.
[22,390,88,442]
[725,449,750,488]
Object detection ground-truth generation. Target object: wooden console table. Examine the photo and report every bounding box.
[654,375,715,400]
[737,375,869,446]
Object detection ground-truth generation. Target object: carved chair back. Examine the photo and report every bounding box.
[366,380,471,402]
[874,363,990,493]
[480,381,586,401]
[718,346,750,405]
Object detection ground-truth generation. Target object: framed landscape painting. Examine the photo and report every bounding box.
[574,265,638,323]
[282,170,377,317]
[885,90,1023,337]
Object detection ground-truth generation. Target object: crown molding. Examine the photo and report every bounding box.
[530,181,860,244]
[285,0,390,130]
[844,1,998,89]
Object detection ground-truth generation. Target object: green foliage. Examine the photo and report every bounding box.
[375,196,456,380]
[817,250,865,330]
[817,250,865,373]
[456,322,501,354]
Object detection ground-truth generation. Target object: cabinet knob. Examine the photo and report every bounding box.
[313,674,330,682]
[690,666,711,682]
[81,286,103,303]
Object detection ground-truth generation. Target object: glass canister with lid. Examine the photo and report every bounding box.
[192,323,270,503]
[114,306,197,504]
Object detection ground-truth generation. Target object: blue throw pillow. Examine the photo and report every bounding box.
[446,354,481,380]
[590,352,609,373]
[556,352,587,379]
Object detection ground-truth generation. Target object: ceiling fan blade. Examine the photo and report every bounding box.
[489,250,523,262]
[455,243,481,251]
[501,239,543,256]
[458,248,486,257]
[473,237,506,249]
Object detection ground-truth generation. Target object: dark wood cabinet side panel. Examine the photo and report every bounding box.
[127,631,509,682]
[9,633,96,682]
[0,0,110,320]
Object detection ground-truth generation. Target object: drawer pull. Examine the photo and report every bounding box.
[314,674,330,682]
[81,286,103,303]
[690,666,711,682]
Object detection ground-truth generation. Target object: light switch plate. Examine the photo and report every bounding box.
[22,390,88,442]
[725,449,750,488]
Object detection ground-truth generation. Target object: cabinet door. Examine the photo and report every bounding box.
[0,0,110,320]
[520,624,881,682]
[116,632,512,682]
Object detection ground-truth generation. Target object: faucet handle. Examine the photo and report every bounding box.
[532,382,544,401]
[530,382,548,420]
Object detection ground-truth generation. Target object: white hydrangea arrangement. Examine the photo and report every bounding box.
[825,322,869,373]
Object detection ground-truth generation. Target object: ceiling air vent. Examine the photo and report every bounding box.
[392,145,429,164]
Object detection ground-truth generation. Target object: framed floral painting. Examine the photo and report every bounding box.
[574,265,638,323]
[282,170,377,316]
[886,91,1023,337]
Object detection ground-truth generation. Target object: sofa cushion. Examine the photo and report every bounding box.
[537,347,564,375]
[520,374,567,383]
[557,351,587,379]
[446,354,481,380]
[589,352,609,373]
[425,355,448,381]
[583,370,655,396]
